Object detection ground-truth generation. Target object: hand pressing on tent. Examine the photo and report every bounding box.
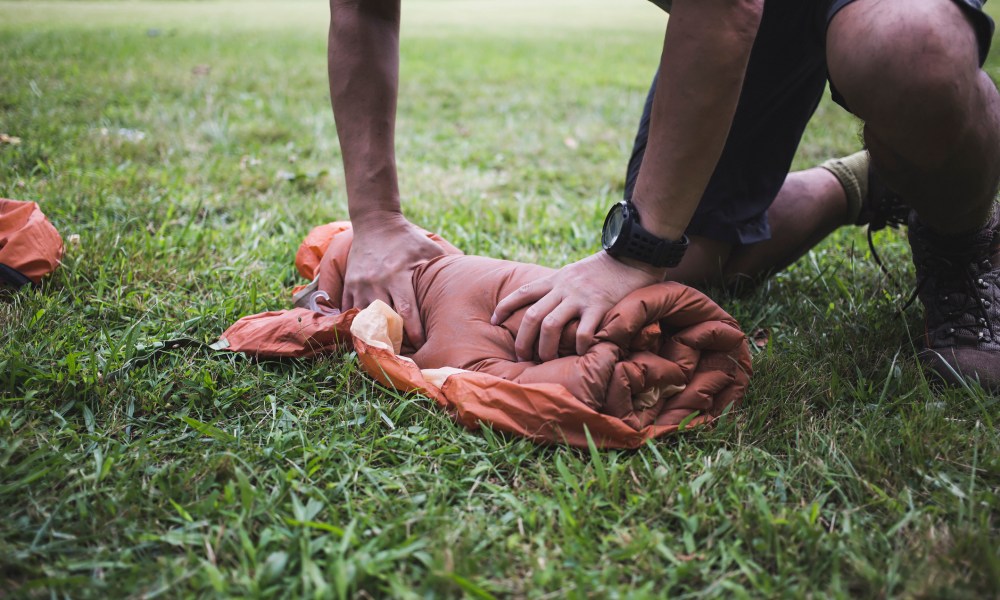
[324,212,445,348]
[492,251,666,362]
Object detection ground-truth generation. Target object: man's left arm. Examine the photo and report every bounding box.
[492,0,764,362]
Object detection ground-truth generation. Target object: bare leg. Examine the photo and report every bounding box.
[723,167,849,285]
[664,167,850,288]
[824,0,1000,389]
[827,0,1000,234]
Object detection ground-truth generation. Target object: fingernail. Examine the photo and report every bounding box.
[490,315,498,326]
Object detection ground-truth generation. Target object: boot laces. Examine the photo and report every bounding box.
[906,244,998,344]
[868,219,998,346]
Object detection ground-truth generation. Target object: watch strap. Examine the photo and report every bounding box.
[620,223,689,268]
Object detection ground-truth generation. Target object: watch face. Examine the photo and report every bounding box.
[602,203,625,249]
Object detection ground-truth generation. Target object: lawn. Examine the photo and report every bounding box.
[1,0,999,597]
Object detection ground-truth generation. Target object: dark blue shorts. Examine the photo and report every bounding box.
[625,0,995,245]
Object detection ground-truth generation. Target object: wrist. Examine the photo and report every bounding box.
[350,207,405,231]
[630,193,686,241]
[611,254,669,280]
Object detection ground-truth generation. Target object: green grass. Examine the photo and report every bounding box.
[2,1,999,597]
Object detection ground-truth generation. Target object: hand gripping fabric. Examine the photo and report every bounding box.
[219,222,752,448]
[0,198,64,287]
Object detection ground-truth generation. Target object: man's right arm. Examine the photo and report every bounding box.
[328,0,401,222]
[327,0,444,347]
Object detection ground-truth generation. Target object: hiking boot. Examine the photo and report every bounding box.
[820,150,910,230]
[907,207,1000,391]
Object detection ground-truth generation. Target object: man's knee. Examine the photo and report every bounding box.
[827,0,982,123]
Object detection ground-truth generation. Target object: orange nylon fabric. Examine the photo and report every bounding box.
[0,199,64,284]
[220,222,752,448]
[217,306,358,357]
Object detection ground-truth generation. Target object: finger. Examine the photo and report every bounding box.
[317,270,337,308]
[343,287,377,311]
[575,309,604,356]
[341,289,355,311]
[537,302,580,363]
[492,277,553,326]
[391,288,425,349]
[514,292,562,362]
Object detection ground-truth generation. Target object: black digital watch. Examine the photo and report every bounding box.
[601,200,689,268]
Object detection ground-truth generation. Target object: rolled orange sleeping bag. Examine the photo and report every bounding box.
[220,222,753,448]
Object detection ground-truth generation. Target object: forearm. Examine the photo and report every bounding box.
[328,0,402,226]
[632,0,764,240]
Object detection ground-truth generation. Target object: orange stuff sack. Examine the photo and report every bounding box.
[0,199,64,287]
[219,222,752,448]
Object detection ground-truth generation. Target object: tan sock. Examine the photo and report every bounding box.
[819,150,869,225]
